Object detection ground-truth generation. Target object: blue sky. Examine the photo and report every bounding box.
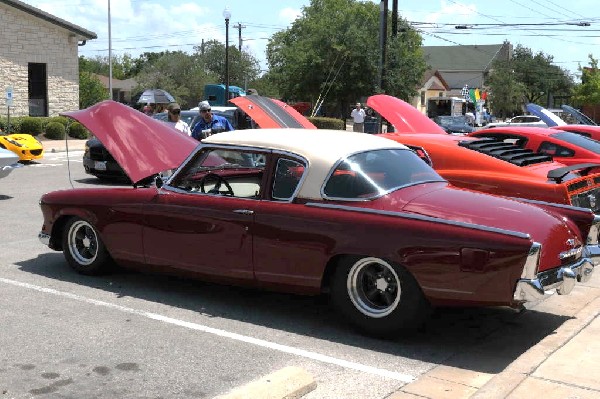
[24,0,600,78]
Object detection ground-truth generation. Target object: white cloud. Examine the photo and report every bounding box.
[279,7,302,24]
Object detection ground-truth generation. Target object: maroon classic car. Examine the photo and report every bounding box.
[39,101,600,337]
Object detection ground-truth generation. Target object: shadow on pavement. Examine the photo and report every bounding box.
[16,252,570,374]
[0,195,13,200]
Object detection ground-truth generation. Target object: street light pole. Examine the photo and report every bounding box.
[223,7,231,105]
[108,0,112,100]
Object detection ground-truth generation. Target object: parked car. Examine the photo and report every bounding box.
[0,147,21,179]
[0,133,44,161]
[39,100,600,337]
[524,103,600,141]
[432,115,475,134]
[486,115,547,129]
[470,126,600,174]
[368,95,600,212]
[82,108,239,182]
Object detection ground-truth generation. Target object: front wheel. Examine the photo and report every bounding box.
[331,256,430,337]
[62,217,112,275]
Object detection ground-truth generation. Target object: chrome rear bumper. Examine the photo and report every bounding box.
[514,257,594,302]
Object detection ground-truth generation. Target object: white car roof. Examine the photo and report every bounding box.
[203,129,409,199]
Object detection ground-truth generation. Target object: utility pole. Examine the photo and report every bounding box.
[392,0,398,37]
[379,0,388,93]
[233,23,245,51]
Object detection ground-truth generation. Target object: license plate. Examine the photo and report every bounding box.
[94,161,107,171]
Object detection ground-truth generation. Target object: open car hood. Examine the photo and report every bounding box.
[561,105,598,126]
[366,94,447,134]
[62,100,198,184]
[230,95,317,129]
[525,103,567,127]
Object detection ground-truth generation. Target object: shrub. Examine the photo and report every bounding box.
[307,117,345,130]
[20,117,43,136]
[47,116,70,126]
[67,121,90,139]
[44,121,66,140]
[0,117,22,134]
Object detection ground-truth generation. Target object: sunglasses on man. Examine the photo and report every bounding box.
[200,109,211,113]
[170,109,181,115]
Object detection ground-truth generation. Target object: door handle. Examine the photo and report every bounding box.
[233,209,254,215]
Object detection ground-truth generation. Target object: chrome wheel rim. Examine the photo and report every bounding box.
[347,257,401,318]
[67,220,99,266]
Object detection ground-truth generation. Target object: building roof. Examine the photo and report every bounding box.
[423,43,510,72]
[421,69,449,91]
[1,0,97,40]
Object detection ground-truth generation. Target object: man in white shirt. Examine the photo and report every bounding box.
[166,103,191,136]
[351,102,366,132]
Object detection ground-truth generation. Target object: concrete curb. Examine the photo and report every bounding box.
[471,295,600,398]
[214,366,316,399]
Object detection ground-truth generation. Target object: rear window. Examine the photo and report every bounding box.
[551,132,600,154]
[322,149,444,199]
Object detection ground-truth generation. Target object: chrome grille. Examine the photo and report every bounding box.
[570,187,600,213]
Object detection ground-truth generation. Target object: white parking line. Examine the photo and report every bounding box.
[0,277,415,383]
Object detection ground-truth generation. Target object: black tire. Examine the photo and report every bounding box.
[62,217,112,275]
[331,256,430,337]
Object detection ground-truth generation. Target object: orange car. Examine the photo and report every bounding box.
[368,95,600,212]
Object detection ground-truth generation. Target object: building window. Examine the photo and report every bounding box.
[28,63,48,116]
[420,91,426,106]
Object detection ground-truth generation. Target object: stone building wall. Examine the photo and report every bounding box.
[0,3,80,117]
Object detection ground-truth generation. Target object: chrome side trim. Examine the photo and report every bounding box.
[305,202,531,239]
[513,257,594,302]
[510,196,593,212]
[38,232,50,246]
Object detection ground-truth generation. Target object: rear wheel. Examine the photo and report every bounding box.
[62,217,112,275]
[331,256,430,337]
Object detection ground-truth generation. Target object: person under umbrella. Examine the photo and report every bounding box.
[191,101,234,140]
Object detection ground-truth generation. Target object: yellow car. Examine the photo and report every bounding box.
[0,133,44,161]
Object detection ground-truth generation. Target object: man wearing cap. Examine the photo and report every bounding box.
[191,101,234,141]
[166,103,191,136]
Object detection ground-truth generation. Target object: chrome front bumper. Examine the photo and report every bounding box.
[514,256,594,302]
[38,232,50,246]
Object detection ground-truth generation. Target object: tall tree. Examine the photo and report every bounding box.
[79,71,109,108]
[572,55,600,107]
[134,51,217,109]
[266,0,426,117]
[193,40,261,89]
[485,60,526,118]
[511,45,574,106]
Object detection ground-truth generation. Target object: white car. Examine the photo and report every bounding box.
[486,115,547,128]
[0,147,20,179]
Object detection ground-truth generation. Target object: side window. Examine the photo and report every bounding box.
[272,158,305,201]
[538,141,574,157]
[172,148,265,198]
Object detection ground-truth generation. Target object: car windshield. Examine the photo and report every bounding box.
[437,116,467,126]
[323,149,444,199]
[551,132,600,153]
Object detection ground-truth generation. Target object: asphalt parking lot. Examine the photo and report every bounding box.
[1,150,598,399]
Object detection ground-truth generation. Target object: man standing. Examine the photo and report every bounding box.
[191,101,234,140]
[351,102,366,132]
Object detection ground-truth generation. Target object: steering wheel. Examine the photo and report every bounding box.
[199,173,234,196]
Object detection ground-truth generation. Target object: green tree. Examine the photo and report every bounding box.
[133,51,217,109]
[511,45,573,106]
[485,60,525,118]
[266,0,426,117]
[79,71,109,108]
[193,40,261,89]
[572,55,600,108]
